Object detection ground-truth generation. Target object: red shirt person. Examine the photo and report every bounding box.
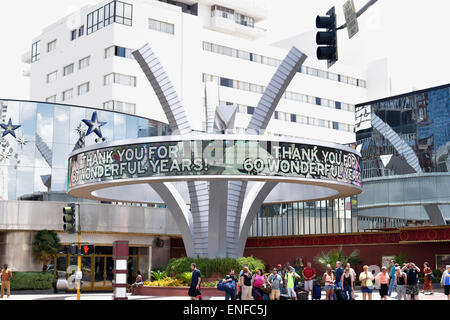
[302,262,317,296]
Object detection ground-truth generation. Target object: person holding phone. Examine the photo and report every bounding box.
[401,262,420,300]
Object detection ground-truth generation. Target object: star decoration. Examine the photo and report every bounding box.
[0,118,21,138]
[16,135,29,149]
[0,148,12,162]
[75,123,85,137]
[82,112,107,139]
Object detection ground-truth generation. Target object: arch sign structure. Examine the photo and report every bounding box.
[67,43,362,258]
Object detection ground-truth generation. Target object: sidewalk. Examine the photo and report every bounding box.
[0,288,448,300]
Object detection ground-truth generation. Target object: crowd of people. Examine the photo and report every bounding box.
[188,261,450,301]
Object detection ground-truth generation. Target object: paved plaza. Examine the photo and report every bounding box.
[1,289,447,301]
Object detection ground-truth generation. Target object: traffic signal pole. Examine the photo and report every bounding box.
[336,0,378,30]
[76,203,81,301]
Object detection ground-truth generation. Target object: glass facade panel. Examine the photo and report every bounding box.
[250,198,359,237]
[0,100,170,200]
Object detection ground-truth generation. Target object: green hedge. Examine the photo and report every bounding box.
[165,256,265,279]
[9,272,53,290]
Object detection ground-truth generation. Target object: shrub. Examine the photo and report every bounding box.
[150,270,168,281]
[237,256,265,274]
[165,256,265,279]
[145,277,184,287]
[176,272,192,285]
[314,246,362,270]
[393,252,409,267]
[32,230,62,272]
[10,272,53,290]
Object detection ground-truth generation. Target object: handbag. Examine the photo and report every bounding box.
[217,280,225,291]
[428,273,434,280]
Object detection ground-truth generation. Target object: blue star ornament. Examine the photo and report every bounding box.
[0,118,21,138]
[82,112,107,139]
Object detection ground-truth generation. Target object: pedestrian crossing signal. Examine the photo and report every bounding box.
[81,244,94,255]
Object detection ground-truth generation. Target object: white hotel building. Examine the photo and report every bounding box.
[24,0,384,145]
[0,0,393,283]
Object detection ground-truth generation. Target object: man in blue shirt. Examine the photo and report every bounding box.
[388,260,397,297]
[333,261,344,300]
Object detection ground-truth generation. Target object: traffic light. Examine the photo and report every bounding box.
[63,203,76,234]
[316,6,338,68]
[80,244,94,255]
[69,244,78,255]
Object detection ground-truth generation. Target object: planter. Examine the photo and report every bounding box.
[132,286,225,297]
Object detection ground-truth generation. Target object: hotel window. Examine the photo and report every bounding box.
[47,40,56,53]
[104,1,115,26]
[103,100,135,114]
[115,1,133,26]
[235,13,254,27]
[328,72,339,81]
[78,26,85,37]
[46,71,57,83]
[62,89,73,101]
[104,73,136,87]
[63,63,74,76]
[290,114,296,123]
[211,5,234,20]
[114,46,134,59]
[332,121,339,130]
[87,1,132,35]
[103,100,114,110]
[78,56,90,70]
[46,95,56,103]
[321,98,329,107]
[247,106,255,115]
[335,101,341,110]
[220,77,233,88]
[148,18,174,34]
[71,29,77,41]
[238,50,251,60]
[31,41,41,62]
[78,82,90,96]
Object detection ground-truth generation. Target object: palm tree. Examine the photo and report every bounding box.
[314,246,362,270]
[32,230,62,272]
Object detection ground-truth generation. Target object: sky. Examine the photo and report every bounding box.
[0,0,449,100]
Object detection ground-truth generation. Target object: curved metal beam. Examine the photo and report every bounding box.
[237,181,278,257]
[133,44,191,135]
[149,182,195,257]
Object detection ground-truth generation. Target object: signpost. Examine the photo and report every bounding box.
[343,0,359,39]
[113,241,129,300]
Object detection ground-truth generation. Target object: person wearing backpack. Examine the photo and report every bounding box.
[1,264,12,298]
[267,267,283,300]
[223,269,237,300]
